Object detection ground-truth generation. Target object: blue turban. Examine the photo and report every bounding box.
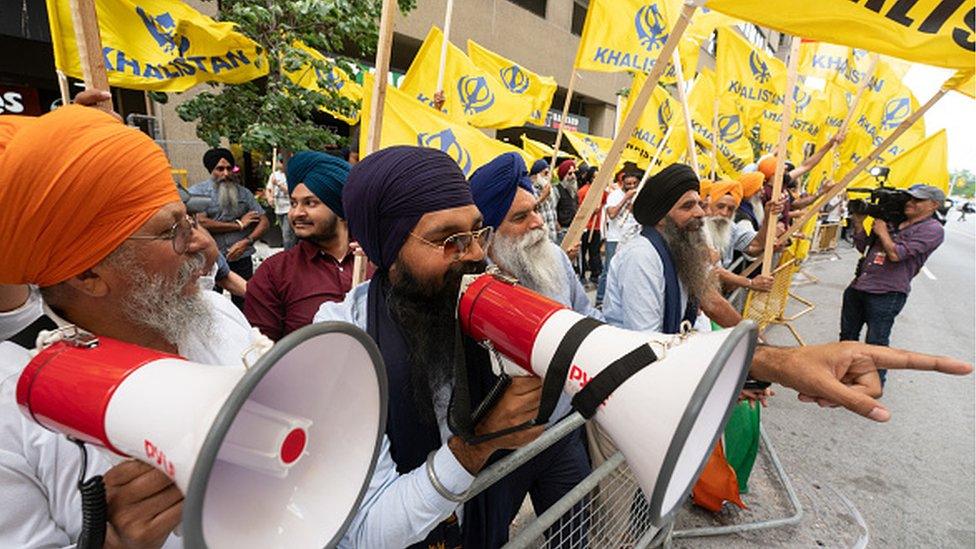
[343,146,473,271]
[286,151,350,218]
[469,153,535,229]
[529,158,549,176]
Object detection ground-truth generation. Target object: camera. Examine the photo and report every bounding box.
[847,166,910,224]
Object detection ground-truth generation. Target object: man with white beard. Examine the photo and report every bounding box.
[0,102,257,547]
[470,153,601,320]
[190,147,269,309]
[702,179,776,293]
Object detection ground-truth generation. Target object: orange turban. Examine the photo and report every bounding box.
[709,179,743,206]
[739,172,764,199]
[0,105,178,286]
[699,178,714,198]
[757,154,777,180]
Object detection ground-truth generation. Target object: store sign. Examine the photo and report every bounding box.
[0,85,41,116]
[543,109,589,133]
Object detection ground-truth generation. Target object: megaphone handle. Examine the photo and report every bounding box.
[72,439,107,549]
[470,373,511,427]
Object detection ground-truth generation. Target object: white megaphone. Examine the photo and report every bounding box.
[458,274,756,524]
[16,321,387,548]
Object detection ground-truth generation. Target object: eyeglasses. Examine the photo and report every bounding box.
[128,214,198,255]
[409,226,493,259]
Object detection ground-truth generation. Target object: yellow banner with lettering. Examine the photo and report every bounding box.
[359,74,531,177]
[715,27,786,130]
[705,0,975,70]
[286,41,362,125]
[574,0,678,74]
[687,69,753,178]
[47,0,267,92]
[849,129,949,193]
[467,40,557,126]
[622,72,687,168]
[400,27,533,130]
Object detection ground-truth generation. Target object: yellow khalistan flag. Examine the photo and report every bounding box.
[944,69,976,98]
[715,27,786,130]
[687,68,752,177]
[757,81,832,160]
[519,134,577,163]
[359,73,530,177]
[286,41,362,125]
[47,0,267,92]
[574,0,677,74]
[563,130,645,170]
[849,129,949,193]
[704,0,975,70]
[400,27,533,129]
[623,71,687,168]
[468,40,557,126]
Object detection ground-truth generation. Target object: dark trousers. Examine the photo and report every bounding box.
[226,255,253,310]
[467,429,592,548]
[579,230,603,283]
[839,287,908,385]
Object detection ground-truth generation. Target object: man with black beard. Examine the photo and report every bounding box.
[316,146,563,549]
[245,151,370,340]
[190,147,269,308]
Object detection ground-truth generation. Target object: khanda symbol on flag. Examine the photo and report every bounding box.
[457,75,496,114]
[417,129,474,176]
[748,50,772,84]
[657,100,673,130]
[635,3,668,52]
[499,65,530,94]
[314,67,344,93]
[137,7,189,56]
[792,86,813,112]
[882,97,911,130]
[718,114,743,143]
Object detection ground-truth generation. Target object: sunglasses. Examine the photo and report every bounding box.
[409,226,493,260]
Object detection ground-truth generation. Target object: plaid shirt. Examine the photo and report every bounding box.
[533,179,559,242]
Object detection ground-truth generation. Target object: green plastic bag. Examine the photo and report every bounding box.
[723,400,761,493]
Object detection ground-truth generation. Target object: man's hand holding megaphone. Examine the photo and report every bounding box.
[750,342,972,422]
[103,461,182,549]
[448,377,546,474]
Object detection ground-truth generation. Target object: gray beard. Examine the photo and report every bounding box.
[492,228,565,298]
[107,245,214,347]
[217,180,240,213]
[704,216,733,254]
[660,217,715,303]
[561,175,578,196]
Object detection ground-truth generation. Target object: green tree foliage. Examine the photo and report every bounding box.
[950,169,975,198]
[176,0,415,152]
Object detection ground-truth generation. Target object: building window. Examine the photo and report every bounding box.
[736,23,776,55]
[571,1,588,36]
[507,0,547,18]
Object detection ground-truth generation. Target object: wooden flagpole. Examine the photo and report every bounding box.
[711,97,719,179]
[670,50,699,176]
[739,86,948,278]
[435,0,456,93]
[56,71,71,105]
[561,1,698,252]
[68,0,112,112]
[366,0,397,155]
[837,53,879,138]
[549,71,579,170]
[760,37,801,277]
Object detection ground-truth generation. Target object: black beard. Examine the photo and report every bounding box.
[387,259,488,424]
[300,215,339,244]
[660,217,713,302]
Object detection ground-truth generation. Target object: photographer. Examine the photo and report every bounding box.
[840,184,946,386]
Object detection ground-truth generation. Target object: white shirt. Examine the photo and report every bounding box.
[0,291,256,548]
[0,286,43,341]
[267,171,290,215]
[722,220,758,269]
[602,236,710,333]
[314,285,477,548]
[604,189,639,243]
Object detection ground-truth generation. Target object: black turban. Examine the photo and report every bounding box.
[203,147,235,173]
[632,163,700,227]
[342,146,474,271]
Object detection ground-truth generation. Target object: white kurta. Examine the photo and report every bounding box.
[0,291,255,548]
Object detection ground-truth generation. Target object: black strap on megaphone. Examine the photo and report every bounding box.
[571,343,658,419]
[449,316,603,445]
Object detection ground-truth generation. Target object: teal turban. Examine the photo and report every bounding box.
[286,151,351,218]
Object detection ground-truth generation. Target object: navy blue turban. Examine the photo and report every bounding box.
[286,151,350,218]
[529,158,549,176]
[343,146,474,271]
[469,153,535,229]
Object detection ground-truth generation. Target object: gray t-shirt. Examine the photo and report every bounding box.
[188,178,265,258]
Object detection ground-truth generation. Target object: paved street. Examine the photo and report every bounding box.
[672,216,975,548]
